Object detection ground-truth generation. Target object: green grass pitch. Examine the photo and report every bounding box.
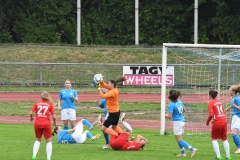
[0,124,239,160]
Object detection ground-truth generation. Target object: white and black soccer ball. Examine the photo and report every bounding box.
[93,74,103,83]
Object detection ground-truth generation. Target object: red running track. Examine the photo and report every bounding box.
[0,92,230,103]
[0,92,230,131]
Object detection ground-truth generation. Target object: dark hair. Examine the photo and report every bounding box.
[140,144,146,150]
[209,90,218,98]
[109,76,127,88]
[168,90,181,102]
[52,126,59,136]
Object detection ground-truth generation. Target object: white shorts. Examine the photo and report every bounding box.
[173,121,185,135]
[61,108,76,121]
[72,121,87,144]
[231,115,240,131]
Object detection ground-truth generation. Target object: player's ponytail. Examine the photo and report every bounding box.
[52,126,59,136]
[110,76,127,88]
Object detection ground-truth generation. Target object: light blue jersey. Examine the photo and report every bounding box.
[168,99,186,122]
[58,89,78,109]
[57,130,75,144]
[230,95,240,118]
[99,99,108,117]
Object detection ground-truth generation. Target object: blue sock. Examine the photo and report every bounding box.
[178,142,185,154]
[71,125,75,129]
[87,132,93,139]
[82,119,92,128]
[233,134,240,148]
[103,131,109,144]
[64,126,68,130]
[179,140,194,151]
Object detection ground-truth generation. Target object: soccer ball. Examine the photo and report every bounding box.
[94,74,103,83]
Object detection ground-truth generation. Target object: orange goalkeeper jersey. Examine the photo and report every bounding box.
[99,81,120,113]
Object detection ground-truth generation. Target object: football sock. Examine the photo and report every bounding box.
[82,119,92,128]
[222,140,230,157]
[71,125,75,129]
[233,134,240,148]
[105,128,118,136]
[178,140,193,151]
[122,121,132,133]
[46,142,52,160]
[114,126,123,133]
[33,141,40,157]
[103,131,109,144]
[86,131,93,139]
[212,140,221,157]
[178,143,185,154]
[63,126,68,130]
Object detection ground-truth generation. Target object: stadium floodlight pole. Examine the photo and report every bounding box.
[77,0,81,46]
[160,45,167,135]
[135,0,139,45]
[194,0,198,44]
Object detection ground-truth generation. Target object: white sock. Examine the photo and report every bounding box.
[46,142,52,160]
[212,140,220,157]
[122,121,132,133]
[33,141,41,157]
[222,140,230,157]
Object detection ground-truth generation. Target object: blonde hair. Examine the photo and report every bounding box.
[41,91,55,105]
[230,85,240,94]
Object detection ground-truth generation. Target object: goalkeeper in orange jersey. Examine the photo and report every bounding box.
[94,74,127,137]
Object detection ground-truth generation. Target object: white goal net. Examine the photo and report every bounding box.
[160,43,240,135]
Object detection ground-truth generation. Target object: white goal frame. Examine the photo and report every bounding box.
[160,43,240,135]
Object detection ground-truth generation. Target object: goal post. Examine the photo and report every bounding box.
[160,43,240,135]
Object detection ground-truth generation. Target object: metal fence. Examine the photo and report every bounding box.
[0,62,240,89]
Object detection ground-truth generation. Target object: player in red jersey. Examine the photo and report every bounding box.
[109,114,148,151]
[206,90,231,160]
[110,133,148,151]
[30,91,57,160]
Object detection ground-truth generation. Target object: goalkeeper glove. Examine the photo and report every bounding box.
[100,73,104,80]
[93,81,101,91]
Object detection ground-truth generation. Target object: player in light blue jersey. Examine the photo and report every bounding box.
[226,85,240,154]
[94,84,110,149]
[58,79,78,130]
[165,90,197,158]
[52,119,100,144]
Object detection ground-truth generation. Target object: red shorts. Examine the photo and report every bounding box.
[110,133,129,150]
[34,125,52,139]
[211,120,227,140]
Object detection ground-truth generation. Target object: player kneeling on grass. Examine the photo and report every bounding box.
[52,119,100,144]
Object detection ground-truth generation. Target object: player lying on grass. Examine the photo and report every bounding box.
[52,119,100,144]
[107,113,149,151]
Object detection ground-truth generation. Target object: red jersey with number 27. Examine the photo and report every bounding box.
[206,98,227,124]
[31,100,55,127]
